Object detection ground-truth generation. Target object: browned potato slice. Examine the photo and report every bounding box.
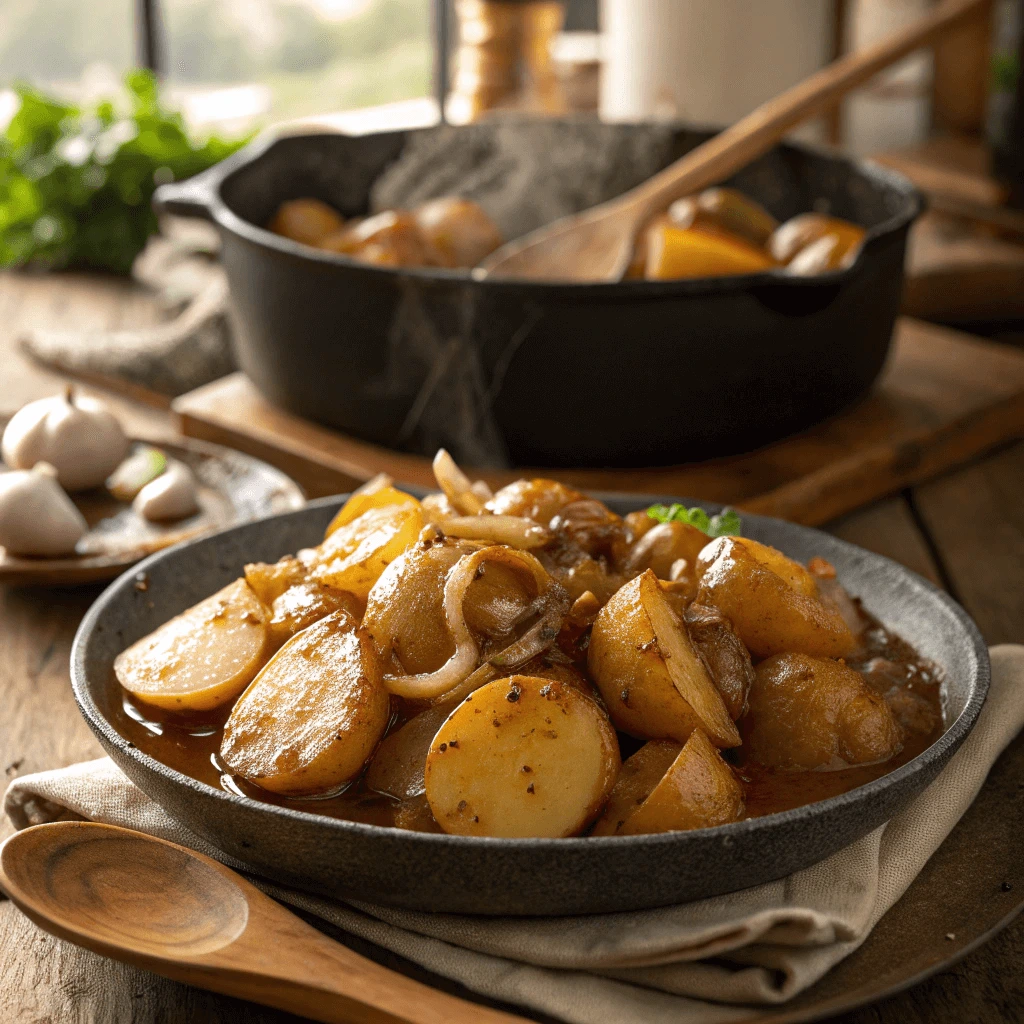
[311,502,424,600]
[324,475,419,538]
[462,556,536,640]
[319,210,436,267]
[268,580,363,649]
[221,610,389,796]
[268,198,344,246]
[696,537,854,660]
[394,794,443,833]
[591,740,682,836]
[364,703,454,799]
[424,675,620,838]
[588,571,740,748]
[363,542,464,674]
[485,478,585,524]
[244,555,308,607]
[619,729,745,835]
[744,653,903,770]
[114,579,270,712]
[413,197,503,269]
[684,602,754,720]
[695,536,817,596]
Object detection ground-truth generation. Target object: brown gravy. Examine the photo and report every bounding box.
[108,613,943,834]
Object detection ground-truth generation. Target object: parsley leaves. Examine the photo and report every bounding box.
[646,503,742,538]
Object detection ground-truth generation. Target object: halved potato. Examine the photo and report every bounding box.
[625,521,709,581]
[220,610,389,796]
[324,475,419,538]
[587,571,740,747]
[484,478,584,525]
[364,703,455,799]
[696,536,817,596]
[114,579,270,712]
[424,675,620,838]
[744,653,903,771]
[311,501,424,600]
[591,740,682,836]
[363,542,464,674]
[696,538,855,660]
[267,581,363,649]
[619,729,745,835]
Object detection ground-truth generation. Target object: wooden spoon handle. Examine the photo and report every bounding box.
[629,0,989,216]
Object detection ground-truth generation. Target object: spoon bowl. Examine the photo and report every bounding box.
[0,821,526,1024]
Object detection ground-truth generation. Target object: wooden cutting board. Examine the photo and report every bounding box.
[173,317,1024,526]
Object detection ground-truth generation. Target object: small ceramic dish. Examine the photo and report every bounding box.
[0,435,304,587]
[71,495,988,916]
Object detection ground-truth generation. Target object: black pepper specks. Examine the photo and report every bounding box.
[448,739,459,748]
[506,685,522,703]
[620,689,631,707]
[457,800,467,811]
[1002,882,1014,892]
[521,765,532,773]
[539,684,553,698]
[439,743,448,752]
[526,783,535,794]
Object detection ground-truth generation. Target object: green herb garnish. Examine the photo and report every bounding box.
[646,504,742,538]
[0,70,252,275]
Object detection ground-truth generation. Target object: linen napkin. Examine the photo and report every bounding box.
[6,645,1023,1024]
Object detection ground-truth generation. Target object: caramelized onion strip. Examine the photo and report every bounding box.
[440,515,550,549]
[432,449,485,515]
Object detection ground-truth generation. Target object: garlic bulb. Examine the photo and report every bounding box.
[133,460,199,522]
[0,463,88,557]
[2,387,129,492]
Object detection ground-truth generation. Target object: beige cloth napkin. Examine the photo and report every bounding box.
[6,645,1023,1024]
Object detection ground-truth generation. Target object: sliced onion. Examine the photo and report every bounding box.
[441,514,550,549]
[385,546,561,701]
[433,449,485,515]
[471,479,494,502]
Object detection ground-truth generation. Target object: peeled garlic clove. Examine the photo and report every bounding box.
[133,460,199,522]
[106,446,168,502]
[1,387,129,492]
[0,463,88,557]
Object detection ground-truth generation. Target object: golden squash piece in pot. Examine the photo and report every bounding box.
[619,729,745,835]
[221,609,389,796]
[311,500,424,601]
[324,475,419,538]
[644,222,776,280]
[587,570,740,748]
[744,653,903,771]
[114,578,270,713]
[696,537,855,660]
[424,675,620,838]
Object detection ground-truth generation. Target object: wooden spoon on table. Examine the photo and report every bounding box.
[0,821,529,1024]
[476,0,989,283]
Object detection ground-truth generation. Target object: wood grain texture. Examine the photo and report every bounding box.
[175,319,1024,524]
[1,269,1023,1023]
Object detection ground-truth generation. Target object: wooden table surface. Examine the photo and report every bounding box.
[1,270,1022,1024]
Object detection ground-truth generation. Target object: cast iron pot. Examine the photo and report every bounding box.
[153,122,922,469]
[72,495,987,917]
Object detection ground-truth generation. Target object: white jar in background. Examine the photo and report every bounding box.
[599,0,832,136]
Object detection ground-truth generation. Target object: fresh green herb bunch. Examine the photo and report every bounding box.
[646,503,742,538]
[0,70,251,274]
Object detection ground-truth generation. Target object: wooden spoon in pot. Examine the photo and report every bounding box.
[0,821,528,1024]
[476,0,988,283]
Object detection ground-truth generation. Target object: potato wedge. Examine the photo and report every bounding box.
[619,729,745,835]
[744,653,902,771]
[425,675,620,838]
[588,571,740,747]
[267,580,362,649]
[696,538,855,660]
[364,703,455,799]
[363,542,464,674]
[324,475,419,538]
[220,610,389,796]
[311,501,424,600]
[114,579,270,712]
[591,740,682,836]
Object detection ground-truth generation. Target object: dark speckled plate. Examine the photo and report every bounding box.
[70,495,989,917]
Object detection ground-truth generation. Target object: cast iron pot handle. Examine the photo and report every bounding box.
[153,165,222,221]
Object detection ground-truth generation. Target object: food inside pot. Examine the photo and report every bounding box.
[267,187,865,279]
[112,453,942,838]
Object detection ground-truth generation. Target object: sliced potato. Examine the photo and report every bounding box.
[268,580,363,649]
[696,536,817,596]
[744,653,903,771]
[114,579,270,712]
[363,542,464,674]
[696,538,855,660]
[619,729,745,835]
[587,571,740,747]
[625,521,709,581]
[364,703,454,799]
[425,675,620,838]
[591,740,682,836]
[244,555,308,607]
[311,502,424,600]
[324,475,419,538]
[220,610,389,796]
